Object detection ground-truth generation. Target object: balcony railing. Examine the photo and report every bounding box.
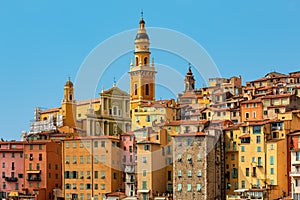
[124,166,135,173]
[26,177,41,181]
[126,177,135,183]
[290,171,300,176]
[5,177,18,182]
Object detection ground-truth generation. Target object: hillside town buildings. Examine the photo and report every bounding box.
[1,16,300,200]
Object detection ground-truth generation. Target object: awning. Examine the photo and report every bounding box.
[26,170,41,173]
[8,191,19,197]
[239,134,250,138]
[234,189,248,193]
[137,190,150,193]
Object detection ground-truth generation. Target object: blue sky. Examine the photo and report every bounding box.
[0,0,299,139]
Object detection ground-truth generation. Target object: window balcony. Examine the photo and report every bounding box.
[5,177,18,182]
[26,177,41,181]
[290,171,300,177]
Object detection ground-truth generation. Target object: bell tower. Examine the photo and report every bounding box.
[61,77,76,127]
[184,65,195,92]
[129,15,156,109]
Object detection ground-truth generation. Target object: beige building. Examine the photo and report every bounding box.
[62,136,122,200]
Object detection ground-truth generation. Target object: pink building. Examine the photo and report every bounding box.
[0,141,24,199]
[121,132,136,197]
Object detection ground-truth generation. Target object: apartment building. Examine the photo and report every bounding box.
[23,140,62,200]
[62,137,122,200]
[0,141,24,199]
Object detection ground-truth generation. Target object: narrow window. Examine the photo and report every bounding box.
[134,84,138,95]
[145,84,149,96]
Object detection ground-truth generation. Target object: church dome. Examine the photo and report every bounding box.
[65,77,73,87]
[135,32,149,40]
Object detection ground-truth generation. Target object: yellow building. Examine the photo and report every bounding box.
[62,136,122,200]
[76,98,100,120]
[237,121,269,198]
[135,128,170,199]
[30,78,77,135]
[129,16,156,110]
[223,126,240,196]
[131,99,177,132]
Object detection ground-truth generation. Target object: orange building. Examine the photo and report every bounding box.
[23,140,62,200]
[240,98,263,122]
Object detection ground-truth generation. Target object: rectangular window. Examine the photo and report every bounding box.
[101,141,105,147]
[143,170,146,177]
[257,146,261,152]
[241,180,245,188]
[197,170,201,177]
[253,111,256,118]
[256,136,261,144]
[168,170,171,181]
[94,171,98,179]
[142,156,147,163]
[253,125,261,133]
[231,154,235,160]
[296,152,300,161]
[270,168,274,174]
[94,155,98,164]
[178,170,182,177]
[232,168,238,178]
[86,141,90,148]
[101,155,105,163]
[188,170,192,177]
[242,127,246,133]
[241,156,245,162]
[178,184,182,191]
[101,170,105,179]
[241,146,245,152]
[197,184,201,192]
[146,115,151,122]
[94,141,98,148]
[65,142,69,148]
[144,144,150,151]
[87,156,90,164]
[142,181,147,190]
[270,156,274,165]
[187,184,192,192]
[80,141,83,148]
[80,156,83,164]
[246,168,249,176]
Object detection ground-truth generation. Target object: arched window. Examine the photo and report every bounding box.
[144,57,148,65]
[134,84,138,95]
[145,84,149,96]
[69,94,72,101]
[136,57,139,66]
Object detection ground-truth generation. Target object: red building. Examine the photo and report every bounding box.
[0,141,24,199]
[121,132,136,197]
[23,140,62,200]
